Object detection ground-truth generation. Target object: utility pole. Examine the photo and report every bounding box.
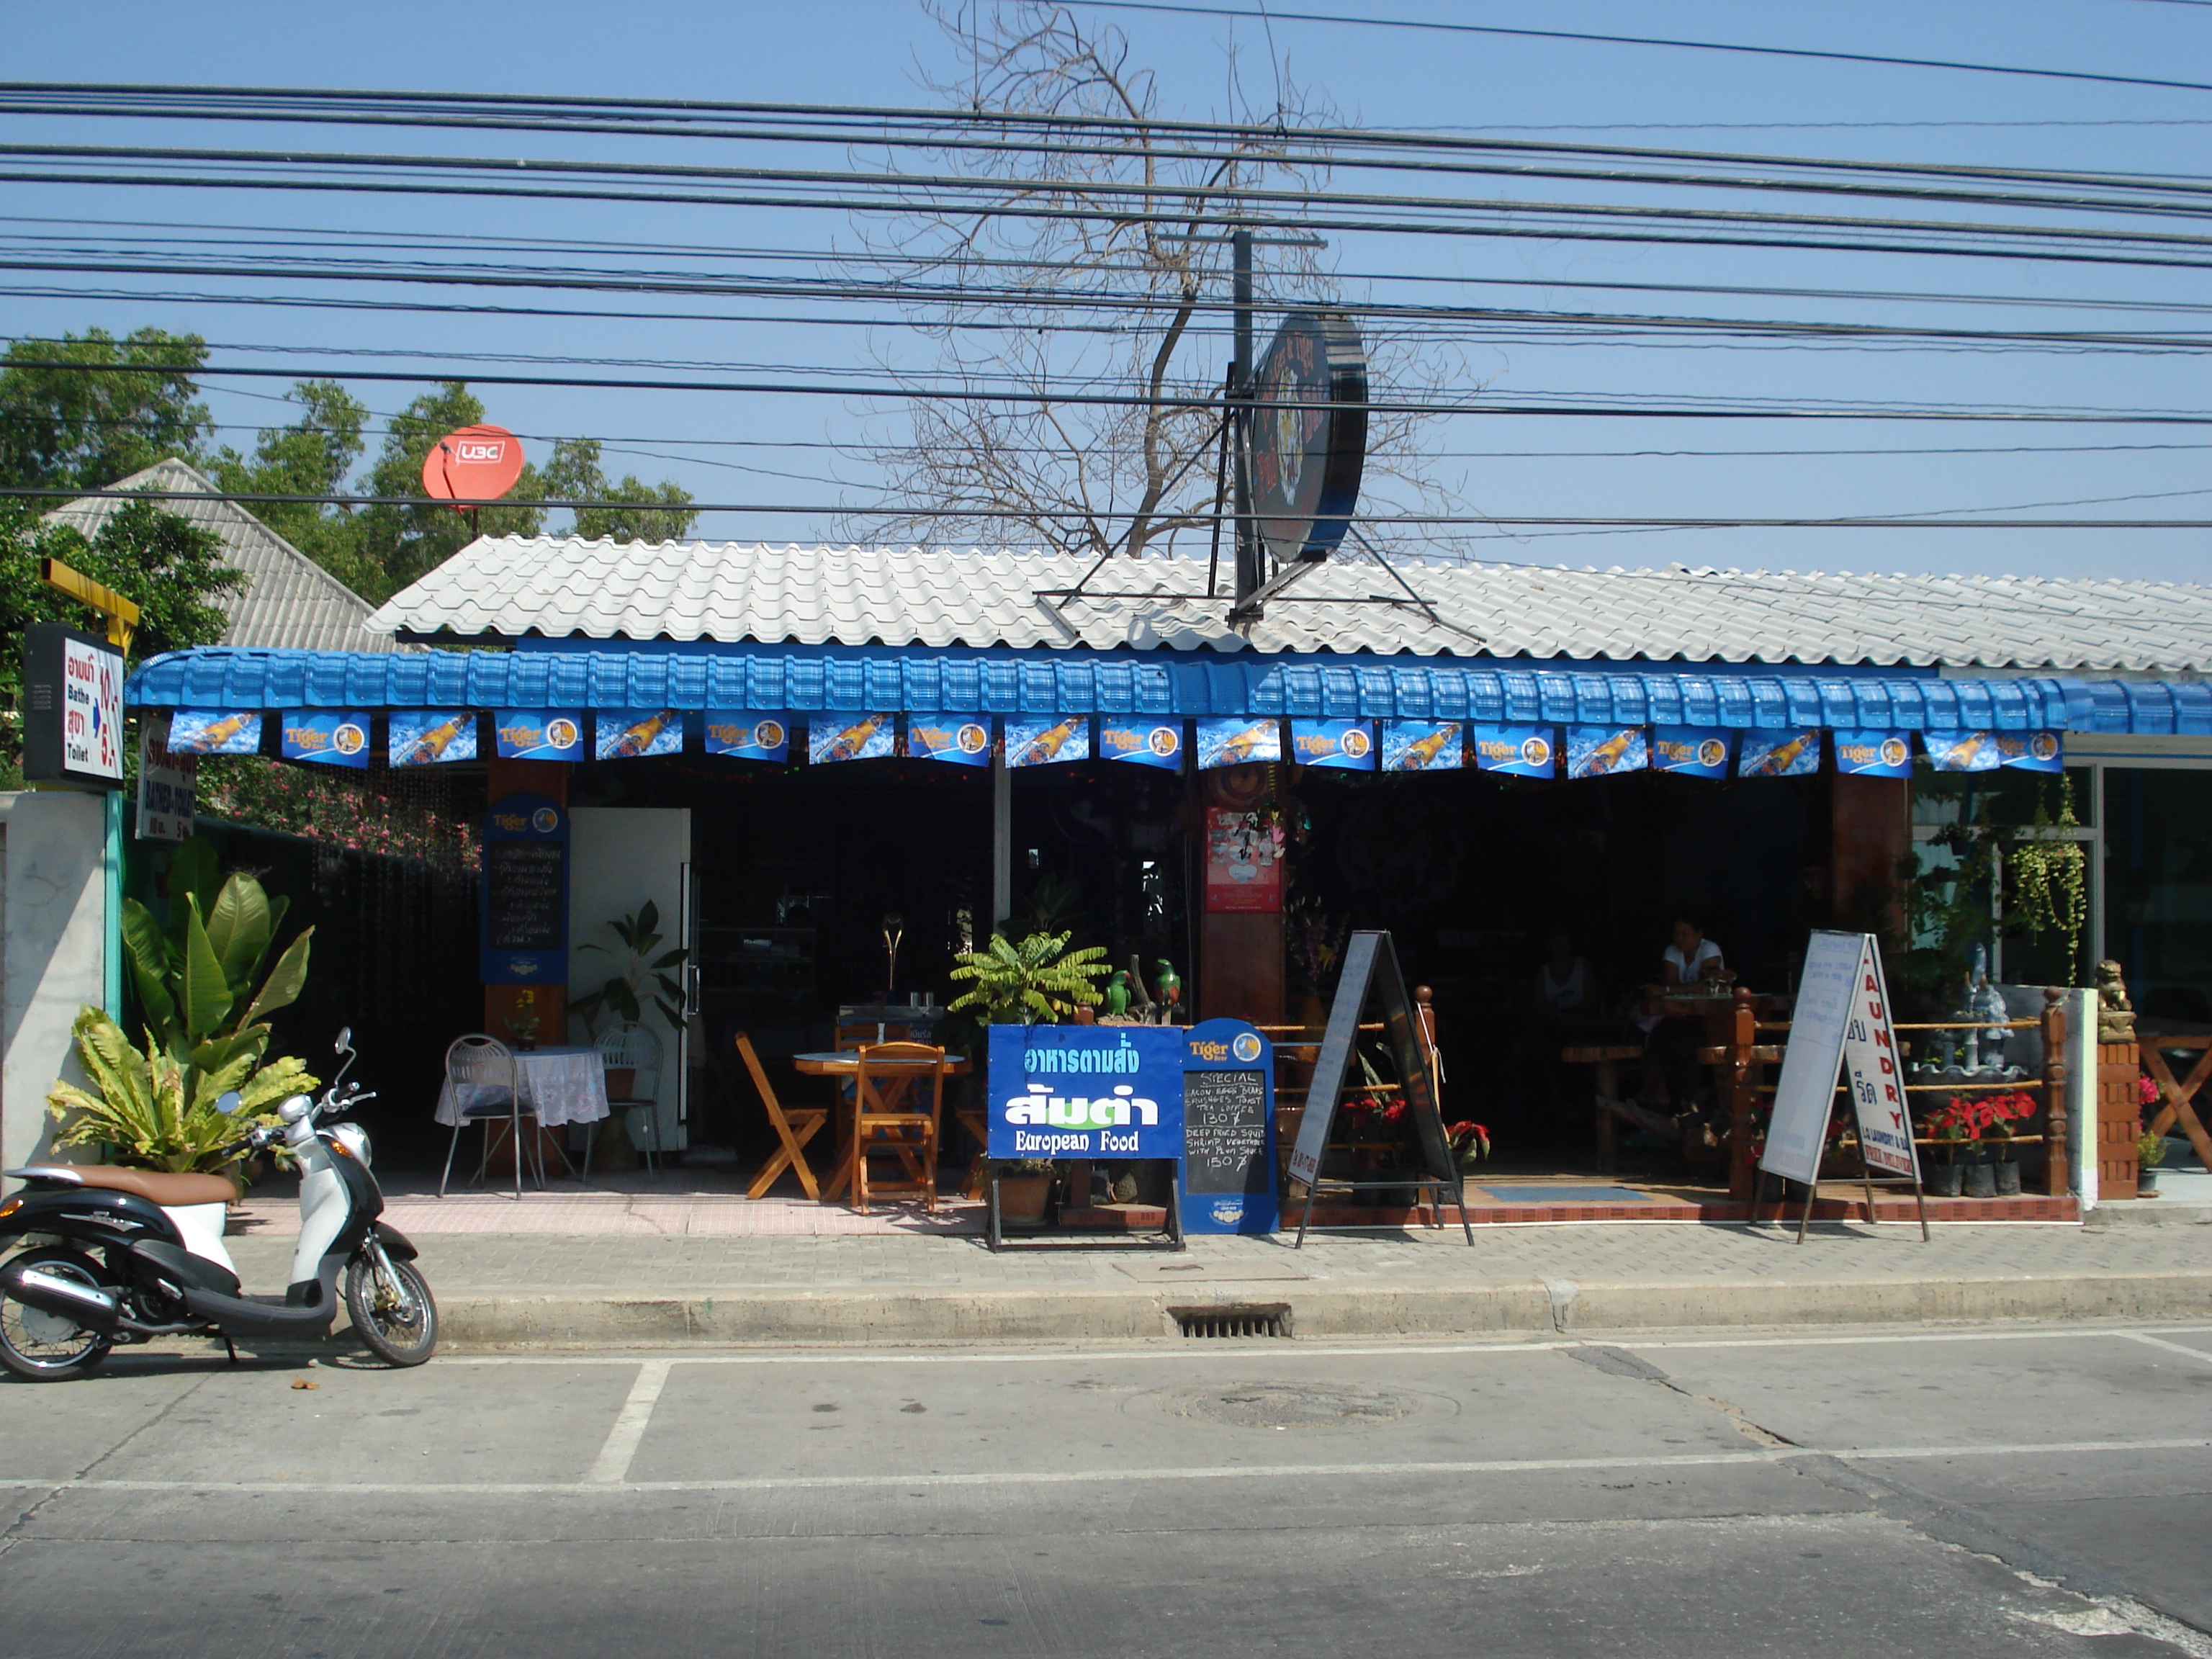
[1230,224,1264,618]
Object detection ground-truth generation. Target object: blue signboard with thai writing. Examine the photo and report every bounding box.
[1652,727,1732,778]
[1469,724,1555,778]
[281,709,371,769]
[1100,716,1184,769]
[1179,1019,1277,1235]
[390,710,477,766]
[987,1024,1185,1161]
[703,711,789,762]
[1833,730,1914,778]
[1290,718,1376,770]
[479,793,569,986]
[909,712,994,766]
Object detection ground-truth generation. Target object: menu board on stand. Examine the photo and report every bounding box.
[1179,1019,1277,1235]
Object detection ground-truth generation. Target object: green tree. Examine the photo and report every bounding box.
[0,497,243,781]
[210,379,372,589]
[345,383,545,602]
[0,328,213,494]
[539,438,698,545]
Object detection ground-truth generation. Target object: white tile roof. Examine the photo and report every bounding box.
[45,459,404,655]
[364,536,2203,673]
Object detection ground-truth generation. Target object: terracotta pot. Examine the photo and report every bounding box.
[997,1174,1053,1226]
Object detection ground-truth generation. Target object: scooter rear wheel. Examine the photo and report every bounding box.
[0,1246,116,1382]
[344,1254,438,1367]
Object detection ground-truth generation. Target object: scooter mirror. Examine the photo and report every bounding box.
[335,1025,352,1053]
[217,1090,247,1116]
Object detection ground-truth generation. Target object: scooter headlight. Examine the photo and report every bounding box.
[332,1123,372,1168]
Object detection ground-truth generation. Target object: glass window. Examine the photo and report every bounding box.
[2103,767,2212,1028]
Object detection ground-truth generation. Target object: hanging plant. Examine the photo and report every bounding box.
[2004,778,2088,977]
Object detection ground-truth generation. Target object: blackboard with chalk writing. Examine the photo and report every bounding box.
[1179,1020,1277,1235]
[479,794,569,985]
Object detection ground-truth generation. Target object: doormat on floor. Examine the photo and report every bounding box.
[1473,1185,1655,1204]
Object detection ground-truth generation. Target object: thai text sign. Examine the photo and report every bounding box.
[987,1025,1185,1160]
[21,624,125,787]
[1762,931,1916,1184]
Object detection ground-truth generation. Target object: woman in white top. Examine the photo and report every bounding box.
[1663,915,1724,989]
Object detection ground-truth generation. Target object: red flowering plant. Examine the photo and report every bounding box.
[1446,1120,1491,1168]
[1929,1090,2038,1164]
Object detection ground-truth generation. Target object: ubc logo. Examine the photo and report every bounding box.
[457,439,507,464]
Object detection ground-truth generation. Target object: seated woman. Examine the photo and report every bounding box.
[1637,913,1726,1111]
[1531,929,1593,1018]
[1663,913,1725,990]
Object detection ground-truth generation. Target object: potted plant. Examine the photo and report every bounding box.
[946,930,1110,1028]
[982,1158,1058,1226]
[1978,1089,2038,1196]
[1446,1120,1490,1169]
[2138,1127,2168,1197]
[1926,1100,1971,1197]
[569,900,690,1039]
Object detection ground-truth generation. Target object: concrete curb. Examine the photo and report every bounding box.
[432,1269,2212,1349]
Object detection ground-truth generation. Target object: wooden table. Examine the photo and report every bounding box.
[791,1050,972,1202]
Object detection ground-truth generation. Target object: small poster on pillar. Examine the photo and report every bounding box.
[1204,804,1283,914]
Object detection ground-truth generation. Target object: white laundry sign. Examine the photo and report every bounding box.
[1763,931,1917,1186]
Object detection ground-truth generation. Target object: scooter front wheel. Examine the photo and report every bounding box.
[343,1253,438,1367]
[0,1246,116,1382]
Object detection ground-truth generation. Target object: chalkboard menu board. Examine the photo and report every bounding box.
[480,793,569,985]
[485,840,565,950]
[1184,1069,1269,1195]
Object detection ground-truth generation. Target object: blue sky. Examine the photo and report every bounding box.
[3,0,2208,583]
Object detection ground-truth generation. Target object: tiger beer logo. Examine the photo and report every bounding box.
[1699,738,1727,767]
[1232,1032,1263,1063]
[755,719,784,749]
[957,721,989,754]
[545,718,580,750]
[1881,737,1909,766]
[1147,725,1180,756]
[333,721,366,755]
[1339,727,1370,759]
[531,807,559,834]
[2031,732,2059,761]
[1521,735,1552,768]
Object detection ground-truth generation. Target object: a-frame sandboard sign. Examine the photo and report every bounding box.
[1287,930,1474,1246]
[1759,930,1930,1244]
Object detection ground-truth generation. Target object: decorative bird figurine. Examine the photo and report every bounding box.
[1105,970,1130,1017]
[1155,959,1182,1016]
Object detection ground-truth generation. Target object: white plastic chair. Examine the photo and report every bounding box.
[597,1022,665,1174]
[440,1034,542,1198]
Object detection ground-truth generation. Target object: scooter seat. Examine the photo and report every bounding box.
[17,1164,236,1207]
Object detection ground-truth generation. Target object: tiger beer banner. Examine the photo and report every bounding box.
[703,711,789,763]
[1469,724,1554,778]
[908,713,994,767]
[495,710,585,762]
[1833,731,1913,779]
[809,714,895,765]
[1100,717,1184,770]
[1290,718,1376,771]
[1566,726,1648,780]
[1995,730,2064,773]
[1195,716,1282,770]
[167,710,263,755]
[597,709,684,760]
[281,710,372,769]
[389,711,477,766]
[1925,731,2001,773]
[1004,715,1089,768]
[1737,729,1822,778]
[1651,727,1732,778]
[1382,719,1462,772]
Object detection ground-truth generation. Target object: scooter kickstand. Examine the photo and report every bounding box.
[224,1337,240,1365]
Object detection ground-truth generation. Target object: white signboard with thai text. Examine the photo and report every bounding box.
[135,714,197,842]
[1762,931,1917,1187]
[62,634,124,783]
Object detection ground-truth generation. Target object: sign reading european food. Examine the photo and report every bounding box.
[1652,727,1732,778]
[19,622,125,787]
[1761,930,1918,1190]
[1100,716,1184,769]
[1470,724,1555,778]
[1179,1019,1277,1235]
[135,714,196,842]
[986,1025,1186,1161]
[704,711,788,762]
[281,710,372,768]
[1290,718,1375,770]
[908,712,994,766]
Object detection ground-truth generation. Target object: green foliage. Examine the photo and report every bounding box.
[0,497,243,782]
[209,379,372,589]
[0,328,212,493]
[47,1007,313,1177]
[2005,778,2089,974]
[2139,1130,2169,1169]
[538,437,699,545]
[948,930,1110,1026]
[569,900,691,1036]
[1008,872,1084,939]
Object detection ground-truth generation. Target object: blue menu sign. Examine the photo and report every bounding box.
[1179,1019,1277,1235]
[479,793,569,986]
[987,1025,1186,1160]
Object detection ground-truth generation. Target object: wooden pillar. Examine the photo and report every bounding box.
[1195,763,1285,1023]
[484,758,569,1041]
[2097,1038,2141,1199]
[1830,774,1910,943]
[2041,989,2069,1197]
[1727,986,1758,1202]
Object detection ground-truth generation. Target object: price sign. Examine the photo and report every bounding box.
[1181,1019,1277,1235]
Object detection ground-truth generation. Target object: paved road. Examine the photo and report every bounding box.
[4,1322,2210,1657]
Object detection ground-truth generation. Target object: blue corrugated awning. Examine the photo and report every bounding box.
[122,644,2203,735]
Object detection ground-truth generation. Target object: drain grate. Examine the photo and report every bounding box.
[1170,1303,1292,1339]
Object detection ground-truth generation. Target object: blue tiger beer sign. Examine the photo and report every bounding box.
[987,1025,1186,1160]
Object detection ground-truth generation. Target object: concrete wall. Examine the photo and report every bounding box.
[1,791,107,1174]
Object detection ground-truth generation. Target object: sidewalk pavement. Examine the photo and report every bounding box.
[223,1181,2212,1348]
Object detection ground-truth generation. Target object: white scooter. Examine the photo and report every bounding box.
[0,1028,436,1381]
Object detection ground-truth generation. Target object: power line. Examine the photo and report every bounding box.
[1064,0,2212,95]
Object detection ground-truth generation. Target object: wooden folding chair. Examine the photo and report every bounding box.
[736,1033,830,1201]
[849,1041,948,1213]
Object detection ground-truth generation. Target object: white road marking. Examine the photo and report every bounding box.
[2117,1331,2212,1364]
[583,1359,671,1483]
[1,1436,2206,1497]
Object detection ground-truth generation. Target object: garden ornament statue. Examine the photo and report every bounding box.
[1105,970,1130,1017]
[2095,961,2138,1043]
[1155,959,1182,1020]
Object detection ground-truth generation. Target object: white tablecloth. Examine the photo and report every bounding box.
[435,1046,611,1129]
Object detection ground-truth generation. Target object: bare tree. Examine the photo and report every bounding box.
[837,3,1466,565]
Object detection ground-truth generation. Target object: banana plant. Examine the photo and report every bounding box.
[569,900,690,1038]
[947,930,1110,1026]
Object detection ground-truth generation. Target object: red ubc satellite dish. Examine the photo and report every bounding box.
[421,424,524,511]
